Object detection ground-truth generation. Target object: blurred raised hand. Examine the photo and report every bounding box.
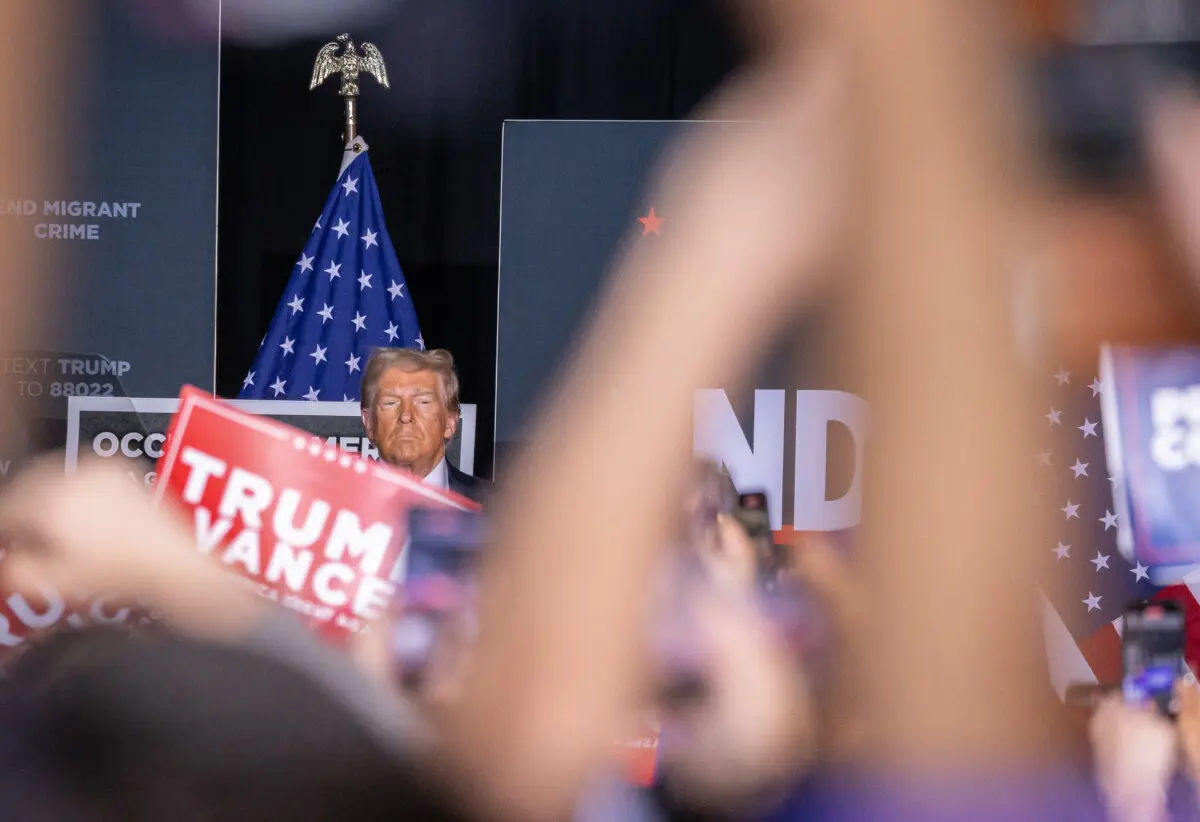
[789,533,870,760]
[0,456,194,602]
[658,577,816,814]
[0,456,264,642]
[1089,696,1175,822]
[448,23,855,821]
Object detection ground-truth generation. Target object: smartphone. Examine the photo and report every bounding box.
[1122,599,1187,716]
[735,490,784,589]
[393,508,487,685]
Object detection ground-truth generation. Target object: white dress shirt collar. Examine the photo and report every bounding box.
[423,456,449,490]
[391,456,450,585]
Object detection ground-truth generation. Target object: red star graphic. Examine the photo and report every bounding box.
[638,208,664,236]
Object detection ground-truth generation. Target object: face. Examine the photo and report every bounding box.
[363,367,457,474]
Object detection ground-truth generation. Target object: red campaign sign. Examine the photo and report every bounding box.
[154,386,477,642]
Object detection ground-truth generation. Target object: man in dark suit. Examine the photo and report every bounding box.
[360,347,490,505]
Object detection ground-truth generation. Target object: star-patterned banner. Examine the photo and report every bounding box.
[239,136,423,404]
[1042,352,1200,694]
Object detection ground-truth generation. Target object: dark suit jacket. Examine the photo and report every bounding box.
[447,462,492,507]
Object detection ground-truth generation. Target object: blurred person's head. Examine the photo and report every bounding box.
[0,627,464,822]
[1041,183,1200,365]
[1032,83,1200,370]
[2,624,146,692]
[361,348,460,479]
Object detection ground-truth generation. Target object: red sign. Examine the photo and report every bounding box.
[154,386,476,642]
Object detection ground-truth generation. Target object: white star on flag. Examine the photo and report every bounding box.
[1070,459,1089,478]
[287,295,304,315]
[361,229,378,249]
[310,344,327,365]
[270,377,286,397]
[358,271,373,290]
[1088,378,1105,397]
[318,303,334,324]
[1083,592,1102,612]
[1101,509,1118,530]
[1037,451,1052,467]
[303,386,321,402]
[346,353,361,373]
[313,216,322,231]
[242,372,255,389]
[325,261,342,279]
[332,218,351,239]
[296,253,314,273]
[342,176,359,196]
[280,336,295,355]
[1090,552,1110,571]
[388,280,405,300]
[352,312,367,332]
[1079,418,1099,438]
[1054,542,1071,560]
[415,335,425,350]
[1046,407,1063,426]
[1061,500,1080,520]
[384,322,399,342]
[1131,562,1150,582]
[1054,369,1071,386]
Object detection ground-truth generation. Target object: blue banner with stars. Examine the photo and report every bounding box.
[238,136,423,403]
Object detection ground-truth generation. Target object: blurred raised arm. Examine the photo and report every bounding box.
[444,27,852,821]
[831,0,1055,765]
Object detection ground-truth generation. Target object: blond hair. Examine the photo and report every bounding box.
[361,347,461,415]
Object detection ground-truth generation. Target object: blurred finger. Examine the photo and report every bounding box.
[687,580,815,800]
[712,514,757,591]
[1177,677,1200,715]
[350,615,395,688]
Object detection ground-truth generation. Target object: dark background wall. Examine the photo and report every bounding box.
[216,0,743,480]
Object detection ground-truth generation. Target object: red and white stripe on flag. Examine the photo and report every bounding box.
[1043,583,1200,697]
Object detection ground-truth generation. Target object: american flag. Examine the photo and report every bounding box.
[1040,367,1200,694]
[238,136,423,403]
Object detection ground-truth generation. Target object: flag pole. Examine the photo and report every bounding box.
[343,96,359,143]
[241,33,419,404]
[309,33,391,144]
